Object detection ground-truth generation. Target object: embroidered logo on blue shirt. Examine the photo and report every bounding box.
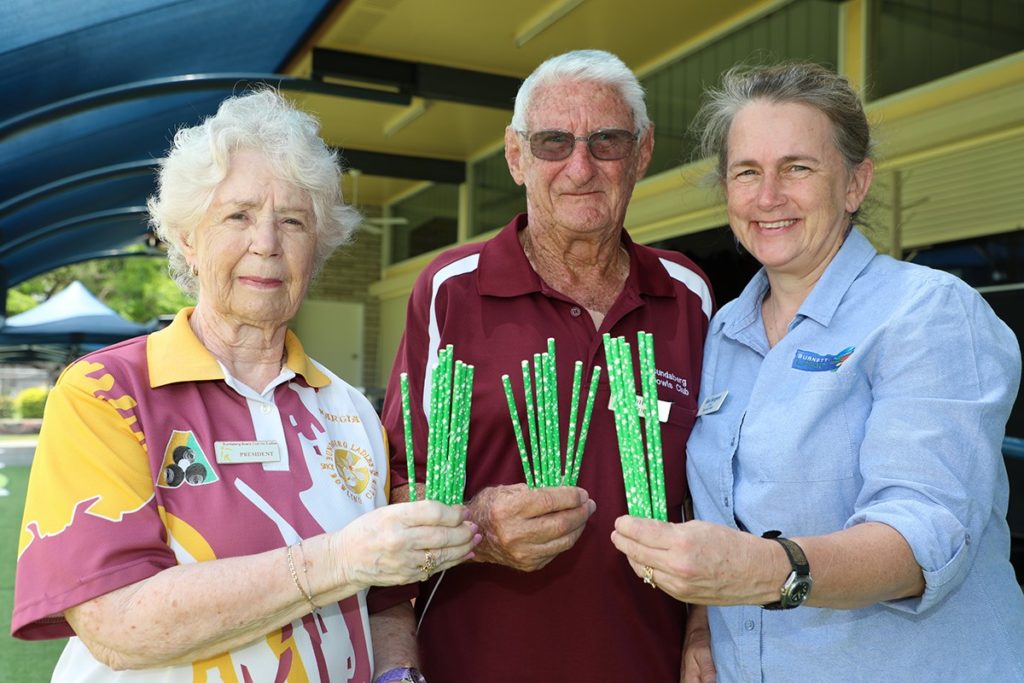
[792,346,855,372]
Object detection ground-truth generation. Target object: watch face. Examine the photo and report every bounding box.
[791,579,811,602]
[784,576,813,606]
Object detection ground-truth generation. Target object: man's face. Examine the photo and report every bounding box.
[505,80,653,237]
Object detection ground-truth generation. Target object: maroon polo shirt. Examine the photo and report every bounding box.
[375,214,713,682]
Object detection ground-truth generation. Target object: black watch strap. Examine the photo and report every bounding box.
[762,529,811,609]
[763,529,809,571]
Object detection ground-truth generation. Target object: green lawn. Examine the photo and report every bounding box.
[1,465,67,681]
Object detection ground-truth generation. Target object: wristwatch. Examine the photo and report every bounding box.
[373,667,426,683]
[761,530,812,609]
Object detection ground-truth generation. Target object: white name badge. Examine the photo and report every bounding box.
[608,394,672,423]
[696,390,728,417]
[215,440,282,464]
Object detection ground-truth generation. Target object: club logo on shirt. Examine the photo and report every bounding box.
[325,439,378,502]
[158,430,219,488]
[654,368,690,396]
[792,346,855,372]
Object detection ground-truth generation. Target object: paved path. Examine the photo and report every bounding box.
[0,439,37,466]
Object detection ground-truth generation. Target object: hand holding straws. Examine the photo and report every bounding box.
[603,331,667,521]
[399,345,474,504]
[501,338,601,487]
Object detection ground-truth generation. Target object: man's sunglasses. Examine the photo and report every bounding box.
[519,128,639,161]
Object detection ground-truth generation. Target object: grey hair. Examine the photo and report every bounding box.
[147,88,361,296]
[692,62,873,225]
[511,49,650,133]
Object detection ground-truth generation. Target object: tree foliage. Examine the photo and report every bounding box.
[6,247,193,322]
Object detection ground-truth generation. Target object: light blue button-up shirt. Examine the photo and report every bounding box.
[687,228,1024,681]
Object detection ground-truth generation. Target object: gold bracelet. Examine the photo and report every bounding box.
[286,543,319,614]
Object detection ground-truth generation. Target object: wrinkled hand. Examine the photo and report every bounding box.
[681,605,716,683]
[330,501,480,591]
[611,517,776,605]
[469,483,596,572]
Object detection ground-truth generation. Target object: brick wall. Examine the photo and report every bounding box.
[308,230,382,391]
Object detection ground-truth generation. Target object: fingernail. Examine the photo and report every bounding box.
[472,533,482,545]
[469,522,479,534]
[464,551,476,561]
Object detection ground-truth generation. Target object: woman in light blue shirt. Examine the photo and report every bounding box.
[612,62,1024,682]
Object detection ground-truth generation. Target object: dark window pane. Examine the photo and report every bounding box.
[648,225,761,307]
[389,183,460,263]
[642,0,839,176]
[870,0,1023,99]
[470,150,526,235]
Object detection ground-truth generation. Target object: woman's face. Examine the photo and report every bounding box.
[184,148,317,329]
[724,100,872,282]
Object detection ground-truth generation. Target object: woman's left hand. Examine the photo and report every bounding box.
[611,516,777,605]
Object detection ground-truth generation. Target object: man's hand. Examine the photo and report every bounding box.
[468,483,596,572]
[681,604,716,683]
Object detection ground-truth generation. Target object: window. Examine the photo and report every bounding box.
[642,0,840,176]
[470,150,525,236]
[869,0,1023,99]
[388,183,460,263]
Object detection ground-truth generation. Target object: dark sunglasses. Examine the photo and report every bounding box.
[520,128,639,161]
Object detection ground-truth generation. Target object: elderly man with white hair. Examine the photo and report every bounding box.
[371,50,714,683]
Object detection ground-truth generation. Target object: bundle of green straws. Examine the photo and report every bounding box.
[399,345,474,504]
[603,331,667,521]
[501,337,602,488]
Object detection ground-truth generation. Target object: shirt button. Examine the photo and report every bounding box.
[744,620,755,631]
[261,404,272,414]
[569,306,582,317]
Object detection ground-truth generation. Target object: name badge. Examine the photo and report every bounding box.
[697,390,728,417]
[608,394,672,423]
[215,440,281,464]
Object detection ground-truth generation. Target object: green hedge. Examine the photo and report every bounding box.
[14,386,48,419]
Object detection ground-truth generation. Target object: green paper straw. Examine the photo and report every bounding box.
[533,352,548,486]
[618,337,652,519]
[444,360,467,504]
[452,364,474,503]
[425,359,441,500]
[603,334,636,515]
[567,364,600,486]
[638,332,667,521]
[561,360,583,485]
[521,360,541,488]
[545,339,561,486]
[502,374,535,488]
[400,373,417,502]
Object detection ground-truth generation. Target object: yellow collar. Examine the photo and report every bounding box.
[147,308,330,389]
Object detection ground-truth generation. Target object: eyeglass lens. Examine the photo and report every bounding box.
[528,129,636,161]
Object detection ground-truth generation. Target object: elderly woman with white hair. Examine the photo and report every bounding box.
[12,89,479,682]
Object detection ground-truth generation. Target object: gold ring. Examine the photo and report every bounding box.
[642,565,657,590]
[420,550,437,578]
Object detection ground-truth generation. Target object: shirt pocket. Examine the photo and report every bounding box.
[753,373,858,484]
[660,400,697,514]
